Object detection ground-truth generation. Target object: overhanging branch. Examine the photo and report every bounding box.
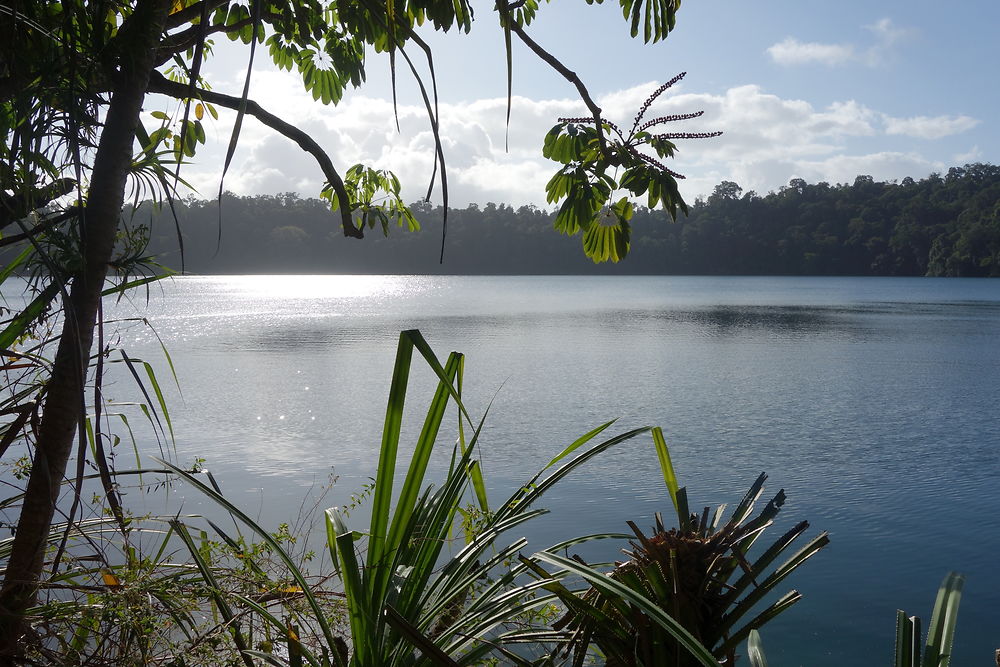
[506,19,609,156]
[147,70,362,239]
[156,13,283,66]
[0,178,77,231]
[0,209,78,248]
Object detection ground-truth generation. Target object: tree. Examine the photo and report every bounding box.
[709,180,742,202]
[0,0,705,656]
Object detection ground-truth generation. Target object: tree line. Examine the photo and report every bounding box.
[137,162,1000,276]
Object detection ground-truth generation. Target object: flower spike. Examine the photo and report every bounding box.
[632,71,687,132]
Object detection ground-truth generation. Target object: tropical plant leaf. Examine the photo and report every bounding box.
[620,0,680,43]
[535,551,720,667]
[747,629,769,667]
[169,520,255,667]
[156,459,347,666]
[0,281,59,350]
[922,572,964,667]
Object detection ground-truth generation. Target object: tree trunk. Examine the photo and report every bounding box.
[0,0,171,658]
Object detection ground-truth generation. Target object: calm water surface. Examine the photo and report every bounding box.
[104,275,999,665]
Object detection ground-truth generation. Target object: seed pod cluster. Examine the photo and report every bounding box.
[637,110,705,133]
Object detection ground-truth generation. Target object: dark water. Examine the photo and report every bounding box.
[103,275,999,665]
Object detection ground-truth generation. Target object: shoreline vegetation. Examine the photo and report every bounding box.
[133,164,1000,277]
[2,0,993,659]
[2,330,970,665]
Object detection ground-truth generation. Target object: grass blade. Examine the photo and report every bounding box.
[895,610,919,667]
[0,281,59,349]
[922,572,964,667]
[384,352,461,571]
[383,605,461,667]
[723,532,830,632]
[544,419,617,471]
[157,459,346,667]
[651,426,681,518]
[366,331,414,595]
[404,329,474,425]
[100,272,172,298]
[169,520,255,667]
[494,426,651,523]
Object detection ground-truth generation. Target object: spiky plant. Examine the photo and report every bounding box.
[538,429,829,667]
[894,572,964,667]
[164,330,663,667]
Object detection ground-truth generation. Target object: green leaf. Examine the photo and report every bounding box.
[0,245,35,286]
[101,272,173,298]
[922,572,964,667]
[543,419,617,470]
[896,611,920,667]
[651,427,681,518]
[582,218,630,263]
[534,551,721,667]
[170,521,255,667]
[747,629,769,667]
[0,282,60,350]
[724,532,830,631]
[366,332,414,592]
[327,509,368,666]
[620,0,680,43]
[158,460,346,667]
[383,605,461,667]
[382,352,462,586]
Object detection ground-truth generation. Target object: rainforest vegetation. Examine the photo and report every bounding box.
[0,0,988,661]
[137,163,1000,276]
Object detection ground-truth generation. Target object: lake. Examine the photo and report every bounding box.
[102,275,1000,664]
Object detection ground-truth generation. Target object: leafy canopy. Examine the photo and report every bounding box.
[3,0,719,265]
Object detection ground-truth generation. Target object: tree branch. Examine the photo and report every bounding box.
[147,70,362,239]
[0,178,77,231]
[505,19,609,156]
[0,209,77,248]
[156,13,282,66]
[164,0,230,30]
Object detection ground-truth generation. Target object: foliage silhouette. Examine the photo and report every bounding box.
[127,164,1000,276]
[0,0,701,656]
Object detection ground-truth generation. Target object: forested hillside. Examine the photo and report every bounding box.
[138,163,1000,276]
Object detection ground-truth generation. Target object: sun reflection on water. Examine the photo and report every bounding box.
[210,274,416,301]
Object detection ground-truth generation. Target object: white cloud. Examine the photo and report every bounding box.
[862,18,917,66]
[168,75,587,207]
[953,145,982,164]
[882,114,980,139]
[639,86,877,166]
[766,38,855,66]
[757,152,941,188]
[161,70,969,209]
[767,18,916,68]
[641,87,944,196]
[866,17,909,45]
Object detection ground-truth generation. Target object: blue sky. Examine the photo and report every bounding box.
[171,0,998,207]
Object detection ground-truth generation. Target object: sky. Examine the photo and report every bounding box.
[159,0,1000,208]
